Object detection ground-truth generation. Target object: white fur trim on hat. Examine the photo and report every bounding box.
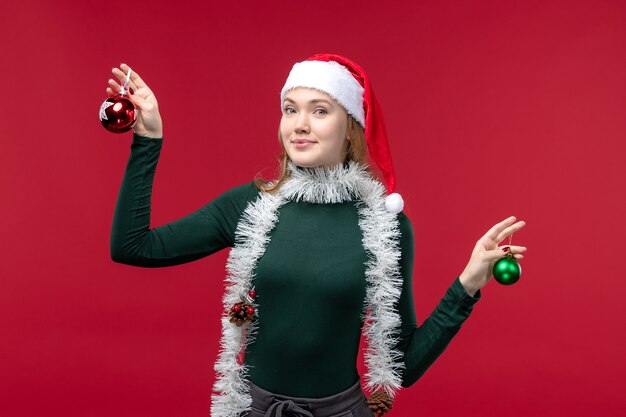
[280,60,365,127]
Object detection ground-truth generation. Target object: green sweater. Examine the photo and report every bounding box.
[111,134,481,398]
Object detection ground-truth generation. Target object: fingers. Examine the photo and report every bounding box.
[106,77,148,111]
[120,63,148,89]
[483,245,527,262]
[483,216,526,243]
[107,78,121,93]
[499,245,526,261]
[484,216,517,241]
[500,245,528,255]
[109,65,150,105]
[495,220,526,244]
[111,64,145,91]
[111,68,138,93]
[107,77,135,97]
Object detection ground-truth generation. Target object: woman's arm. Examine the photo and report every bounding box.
[106,65,259,267]
[394,213,481,387]
[110,134,259,267]
[395,215,528,386]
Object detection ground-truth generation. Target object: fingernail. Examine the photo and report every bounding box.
[129,88,134,95]
[502,247,510,252]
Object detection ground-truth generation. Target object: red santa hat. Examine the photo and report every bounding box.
[280,53,404,214]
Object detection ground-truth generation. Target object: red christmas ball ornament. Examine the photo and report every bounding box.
[248,290,256,299]
[100,66,137,134]
[99,94,136,133]
[232,304,242,313]
[246,306,255,315]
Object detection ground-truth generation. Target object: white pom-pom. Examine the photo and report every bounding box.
[384,193,404,214]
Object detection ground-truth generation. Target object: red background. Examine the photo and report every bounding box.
[1,0,624,416]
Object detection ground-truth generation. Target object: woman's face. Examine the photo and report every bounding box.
[280,87,349,168]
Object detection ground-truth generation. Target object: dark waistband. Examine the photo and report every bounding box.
[248,379,366,417]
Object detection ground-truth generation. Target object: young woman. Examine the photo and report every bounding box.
[108,54,527,417]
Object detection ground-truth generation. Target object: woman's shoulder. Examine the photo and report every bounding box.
[211,181,261,210]
[396,210,412,228]
[396,210,414,245]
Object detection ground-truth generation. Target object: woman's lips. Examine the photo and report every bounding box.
[291,139,316,149]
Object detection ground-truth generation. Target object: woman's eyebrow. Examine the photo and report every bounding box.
[310,99,333,105]
[284,98,334,106]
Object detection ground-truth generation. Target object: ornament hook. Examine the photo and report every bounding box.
[119,67,132,95]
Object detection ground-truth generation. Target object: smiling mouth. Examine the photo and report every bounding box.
[291,139,316,148]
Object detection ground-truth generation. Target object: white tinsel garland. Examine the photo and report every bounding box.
[211,161,404,416]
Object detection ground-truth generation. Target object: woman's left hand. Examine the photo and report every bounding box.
[459,216,527,296]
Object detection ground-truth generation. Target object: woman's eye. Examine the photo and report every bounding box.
[284,107,296,114]
[314,108,327,115]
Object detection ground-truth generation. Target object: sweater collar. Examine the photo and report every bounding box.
[280,161,377,204]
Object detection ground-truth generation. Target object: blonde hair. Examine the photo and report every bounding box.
[254,115,368,192]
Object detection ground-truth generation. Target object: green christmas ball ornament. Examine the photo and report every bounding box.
[493,253,522,285]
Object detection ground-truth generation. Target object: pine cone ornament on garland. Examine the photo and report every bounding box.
[228,302,255,326]
[367,390,394,416]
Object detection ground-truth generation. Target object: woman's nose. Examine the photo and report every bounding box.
[295,113,310,133]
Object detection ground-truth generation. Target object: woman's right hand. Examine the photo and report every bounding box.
[107,64,163,138]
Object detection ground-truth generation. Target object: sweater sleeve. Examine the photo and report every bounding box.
[110,134,259,267]
[394,213,481,387]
